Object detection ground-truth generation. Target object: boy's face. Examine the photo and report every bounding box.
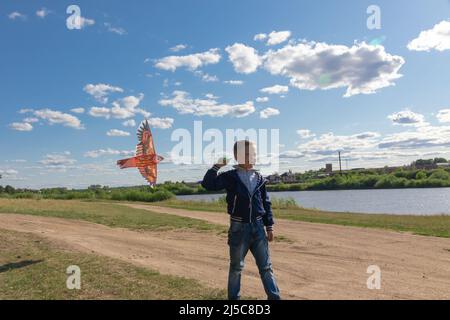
[234,142,256,169]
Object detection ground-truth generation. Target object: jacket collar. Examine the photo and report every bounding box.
[229,167,266,194]
[232,165,259,172]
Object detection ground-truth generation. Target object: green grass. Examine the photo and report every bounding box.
[162,196,299,210]
[274,208,450,238]
[155,199,450,238]
[0,189,175,203]
[0,199,225,233]
[0,228,226,300]
[273,235,293,243]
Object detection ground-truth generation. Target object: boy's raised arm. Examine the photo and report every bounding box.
[201,159,230,191]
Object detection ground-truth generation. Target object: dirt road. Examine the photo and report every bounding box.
[0,204,449,299]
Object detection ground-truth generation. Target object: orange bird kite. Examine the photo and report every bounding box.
[116,120,164,186]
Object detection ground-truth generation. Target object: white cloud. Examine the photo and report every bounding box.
[109,106,135,119]
[88,94,149,120]
[9,122,33,131]
[279,150,304,158]
[205,93,218,99]
[260,84,289,95]
[89,107,111,119]
[70,107,85,114]
[154,48,221,72]
[255,31,291,46]
[84,83,124,103]
[79,16,95,29]
[224,80,244,85]
[298,132,380,155]
[407,20,450,52]
[147,117,174,129]
[225,43,262,74]
[19,108,33,114]
[291,110,450,160]
[297,129,315,139]
[203,74,219,82]
[13,109,83,130]
[196,71,219,82]
[309,149,425,163]
[285,124,450,164]
[266,31,291,46]
[256,97,269,103]
[353,132,381,139]
[379,125,450,150]
[111,94,149,118]
[33,109,84,129]
[254,33,267,41]
[159,90,255,118]
[84,148,134,158]
[260,107,280,119]
[0,169,19,176]
[122,119,136,127]
[263,41,404,97]
[107,129,130,137]
[8,12,26,20]
[104,23,126,35]
[36,8,50,18]
[388,109,427,127]
[23,117,39,123]
[115,94,142,109]
[39,153,76,167]
[170,44,187,52]
[436,109,450,123]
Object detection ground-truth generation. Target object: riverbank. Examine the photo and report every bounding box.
[155,199,450,238]
[2,163,450,200]
[1,196,448,238]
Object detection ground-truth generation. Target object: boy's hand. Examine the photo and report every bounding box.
[214,157,229,168]
[266,230,274,242]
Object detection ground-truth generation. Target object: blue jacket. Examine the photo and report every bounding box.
[201,165,274,230]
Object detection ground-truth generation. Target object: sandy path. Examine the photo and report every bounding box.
[1,206,449,299]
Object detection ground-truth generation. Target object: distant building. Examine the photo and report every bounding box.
[266,173,281,184]
[266,170,296,184]
[280,170,296,183]
[325,163,333,173]
[414,163,437,170]
[411,158,449,170]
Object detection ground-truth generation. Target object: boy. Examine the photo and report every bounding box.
[201,140,281,300]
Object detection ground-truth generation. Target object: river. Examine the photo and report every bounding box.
[176,188,450,215]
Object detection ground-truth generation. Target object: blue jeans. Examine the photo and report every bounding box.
[227,219,281,300]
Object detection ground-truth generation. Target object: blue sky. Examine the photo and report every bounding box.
[1,0,450,188]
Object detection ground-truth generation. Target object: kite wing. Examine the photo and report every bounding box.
[136,120,158,185]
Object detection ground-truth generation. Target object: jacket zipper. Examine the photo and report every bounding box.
[249,197,252,223]
[234,170,266,224]
[249,175,266,224]
[232,195,237,214]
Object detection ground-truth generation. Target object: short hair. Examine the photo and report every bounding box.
[233,140,254,158]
